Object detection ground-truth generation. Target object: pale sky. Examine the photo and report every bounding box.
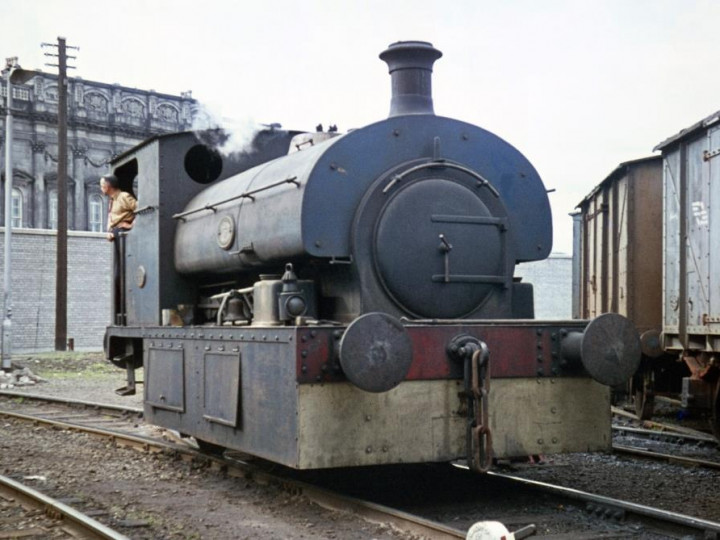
[3,0,719,254]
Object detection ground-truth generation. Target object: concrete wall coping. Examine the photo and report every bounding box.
[0,227,108,240]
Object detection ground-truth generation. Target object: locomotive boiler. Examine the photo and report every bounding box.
[105,41,641,471]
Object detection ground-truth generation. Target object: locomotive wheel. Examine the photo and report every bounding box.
[195,438,226,456]
[633,368,655,420]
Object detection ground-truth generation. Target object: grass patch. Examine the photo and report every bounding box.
[12,351,120,379]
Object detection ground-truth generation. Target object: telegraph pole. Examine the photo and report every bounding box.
[42,37,77,351]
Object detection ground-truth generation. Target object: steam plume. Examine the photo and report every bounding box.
[190,102,262,156]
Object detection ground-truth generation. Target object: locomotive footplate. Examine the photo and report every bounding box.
[104,314,638,469]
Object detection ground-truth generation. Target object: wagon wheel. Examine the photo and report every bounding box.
[633,366,655,420]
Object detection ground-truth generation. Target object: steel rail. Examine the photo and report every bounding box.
[461,466,720,537]
[0,397,467,539]
[0,474,129,539]
[303,489,465,539]
[613,424,717,444]
[264,475,466,539]
[612,406,714,438]
[613,444,720,470]
[0,408,177,454]
[0,389,143,415]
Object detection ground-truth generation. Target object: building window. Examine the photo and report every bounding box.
[89,195,103,232]
[11,188,22,228]
[0,85,30,101]
[49,192,58,230]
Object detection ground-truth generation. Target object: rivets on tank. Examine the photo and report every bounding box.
[204,346,211,351]
[382,446,389,453]
[275,336,279,341]
[301,365,308,373]
[301,336,307,343]
[365,415,371,422]
[218,345,225,352]
[333,330,342,340]
[301,350,308,358]
[330,163,337,170]
[310,330,317,338]
[232,347,239,353]
[461,133,469,141]
[393,129,400,137]
[366,446,373,453]
[537,368,544,376]
[551,407,557,414]
[537,438,544,445]
[552,438,558,444]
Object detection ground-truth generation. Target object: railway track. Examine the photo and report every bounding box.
[0,391,465,539]
[612,407,720,471]
[0,473,127,539]
[3,391,720,539]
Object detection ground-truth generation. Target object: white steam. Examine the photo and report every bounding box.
[190,102,263,156]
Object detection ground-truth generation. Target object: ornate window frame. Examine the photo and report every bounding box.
[48,190,58,230]
[11,188,23,228]
[88,193,104,232]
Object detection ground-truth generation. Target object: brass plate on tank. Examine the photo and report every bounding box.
[217,215,235,250]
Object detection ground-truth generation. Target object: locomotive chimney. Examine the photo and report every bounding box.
[379,40,443,117]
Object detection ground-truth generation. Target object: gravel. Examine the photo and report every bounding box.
[1,352,414,539]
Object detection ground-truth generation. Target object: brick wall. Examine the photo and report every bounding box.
[0,228,111,352]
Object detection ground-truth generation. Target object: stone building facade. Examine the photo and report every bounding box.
[0,72,196,351]
[0,72,196,231]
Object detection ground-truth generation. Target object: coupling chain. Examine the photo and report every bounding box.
[464,342,492,472]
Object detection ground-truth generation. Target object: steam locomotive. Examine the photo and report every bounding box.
[105,41,641,471]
